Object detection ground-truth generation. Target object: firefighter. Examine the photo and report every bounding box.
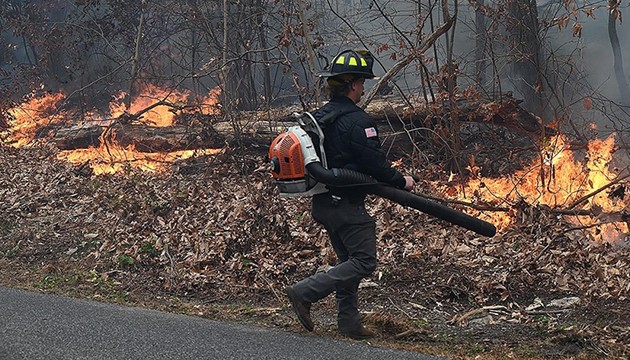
[285,49,416,339]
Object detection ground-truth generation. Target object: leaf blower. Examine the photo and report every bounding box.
[269,112,496,237]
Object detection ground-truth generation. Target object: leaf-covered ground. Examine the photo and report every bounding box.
[0,143,628,359]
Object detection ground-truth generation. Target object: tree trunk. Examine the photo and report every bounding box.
[48,123,224,151]
[608,2,630,105]
[256,0,273,107]
[127,0,147,108]
[44,95,551,151]
[474,0,487,85]
[508,0,544,117]
[220,0,232,112]
[445,0,461,173]
[296,0,321,105]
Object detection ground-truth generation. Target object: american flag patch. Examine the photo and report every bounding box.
[364,127,377,138]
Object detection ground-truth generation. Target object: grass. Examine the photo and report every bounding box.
[466,343,487,356]
[37,273,80,290]
[0,242,20,259]
[117,254,135,266]
[0,219,16,237]
[140,242,159,256]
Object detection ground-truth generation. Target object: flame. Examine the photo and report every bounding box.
[199,86,222,115]
[444,134,626,242]
[57,129,222,175]
[4,92,66,146]
[3,85,223,175]
[110,84,188,127]
[109,84,222,126]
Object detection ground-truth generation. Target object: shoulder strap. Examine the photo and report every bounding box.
[317,107,359,129]
[318,109,345,128]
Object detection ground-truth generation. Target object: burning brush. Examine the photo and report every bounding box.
[2,85,222,175]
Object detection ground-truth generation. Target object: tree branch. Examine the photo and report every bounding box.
[567,171,630,209]
[360,0,454,108]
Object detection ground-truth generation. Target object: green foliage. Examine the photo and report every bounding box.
[534,314,551,324]
[117,254,135,266]
[0,219,16,237]
[241,257,253,269]
[0,242,20,259]
[466,343,486,356]
[140,242,159,256]
[88,270,108,288]
[38,273,79,290]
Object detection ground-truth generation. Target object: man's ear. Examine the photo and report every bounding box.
[349,79,359,91]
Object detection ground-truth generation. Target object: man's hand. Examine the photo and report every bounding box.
[403,175,416,191]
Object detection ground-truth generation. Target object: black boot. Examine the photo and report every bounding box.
[339,323,375,340]
[285,287,314,331]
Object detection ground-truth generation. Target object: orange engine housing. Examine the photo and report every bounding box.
[269,131,306,180]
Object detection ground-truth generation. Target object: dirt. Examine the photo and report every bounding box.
[0,256,626,360]
[0,143,629,360]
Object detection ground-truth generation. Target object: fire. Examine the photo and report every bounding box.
[199,86,222,116]
[2,85,222,174]
[444,134,626,243]
[3,92,66,147]
[57,129,222,175]
[109,84,221,126]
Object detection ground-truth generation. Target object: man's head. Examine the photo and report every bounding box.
[327,75,366,103]
[318,49,378,103]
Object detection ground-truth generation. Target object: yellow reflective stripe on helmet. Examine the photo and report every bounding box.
[348,57,358,66]
[360,58,367,67]
[335,56,345,65]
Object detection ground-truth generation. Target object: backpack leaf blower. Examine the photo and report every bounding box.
[269,113,496,237]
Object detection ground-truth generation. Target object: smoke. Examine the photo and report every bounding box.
[1,1,628,113]
[314,1,628,123]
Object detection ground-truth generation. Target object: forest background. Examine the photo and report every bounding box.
[1,1,630,359]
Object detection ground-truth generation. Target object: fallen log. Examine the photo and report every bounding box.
[45,123,224,151]
[41,93,550,151]
[110,123,224,152]
[363,94,554,138]
[46,124,102,150]
[209,94,552,138]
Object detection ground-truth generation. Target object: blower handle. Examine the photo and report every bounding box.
[368,185,497,237]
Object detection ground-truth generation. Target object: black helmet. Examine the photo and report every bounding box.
[318,49,378,79]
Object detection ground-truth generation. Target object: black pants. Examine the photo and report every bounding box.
[291,192,376,330]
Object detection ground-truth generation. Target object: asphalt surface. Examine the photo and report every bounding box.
[0,286,453,360]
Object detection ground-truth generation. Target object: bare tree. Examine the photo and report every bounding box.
[474,0,487,85]
[127,0,148,108]
[608,0,630,104]
[507,0,544,117]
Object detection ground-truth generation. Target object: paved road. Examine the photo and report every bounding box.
[0,286,453,360]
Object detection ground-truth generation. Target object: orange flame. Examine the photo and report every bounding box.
[4,92,66,146]
[110,84,187,126]
[199,86,222,115]
[57,129,222,175]
[110,84,222,126]
[443,134,626,243]
[3,85,223,174]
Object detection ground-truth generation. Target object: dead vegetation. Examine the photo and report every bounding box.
[2,1,629,358]
[0,138,628,359]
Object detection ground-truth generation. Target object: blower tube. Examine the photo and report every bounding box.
[306,162,496,237]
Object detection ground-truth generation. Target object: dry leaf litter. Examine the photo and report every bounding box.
[0,143,628,359]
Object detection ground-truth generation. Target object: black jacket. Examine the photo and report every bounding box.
[313,96,406,191]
